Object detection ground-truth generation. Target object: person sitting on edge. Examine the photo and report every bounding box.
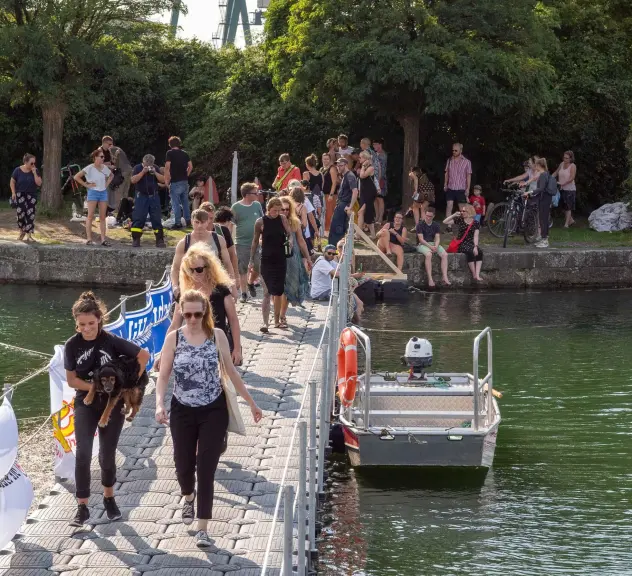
[273,153,302,191]
[376,212,407,271]
[416,207,450,287]
[189,177,205,211]
[310,244,339,300]
[469,185,486,223]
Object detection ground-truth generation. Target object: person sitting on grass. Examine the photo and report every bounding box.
[415,207,450,287]
[376,212,407,270]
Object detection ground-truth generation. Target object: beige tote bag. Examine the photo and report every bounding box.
[215,330,247,436]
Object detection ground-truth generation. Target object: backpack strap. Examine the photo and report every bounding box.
[184,233,191,253]
[212,231,221,254]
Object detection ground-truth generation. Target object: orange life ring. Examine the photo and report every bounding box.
[337,328,358,407]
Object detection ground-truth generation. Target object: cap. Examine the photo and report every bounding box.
[336,157,348,165]
[324,244,337,252]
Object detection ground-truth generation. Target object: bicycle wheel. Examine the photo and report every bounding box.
[523,208,539,244]
[487,202,509,238]
[503,210,516,248]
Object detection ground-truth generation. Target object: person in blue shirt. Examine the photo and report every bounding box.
[130,154,166,248]
[10,153,42,242]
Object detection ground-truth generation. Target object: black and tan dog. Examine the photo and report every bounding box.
[84,357,149,427]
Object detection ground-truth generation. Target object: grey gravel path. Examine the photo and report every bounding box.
[1,298,328,576]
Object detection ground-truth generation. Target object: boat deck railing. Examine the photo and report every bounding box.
[347,327,496,432]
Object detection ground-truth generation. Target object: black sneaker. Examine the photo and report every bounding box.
[182,491,196,525]
[69,503,90,527]
[239,292,248,304]
[247,283,257,297]
[103,496,122,521]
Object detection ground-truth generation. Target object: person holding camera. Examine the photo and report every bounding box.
[130,154,166,248]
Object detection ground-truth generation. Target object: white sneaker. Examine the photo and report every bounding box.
[195,530,212,548]
[535,239,549,248]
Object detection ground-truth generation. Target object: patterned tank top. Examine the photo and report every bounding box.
[173,328,222,407]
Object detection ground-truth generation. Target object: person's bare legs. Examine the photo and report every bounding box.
[391,244,404,270]
[468,261,477,279]
[564,209,575,228]
[98,201,108,243]
[261,288,271,328]
[440,251,451,285]
[239,273,248,295]
[368,223,375,239]
[86,201,97,243]
[475,260,483,281]
[446,200,454,223]
[376,235,389,255]
[412,204,420,228]
[280,295,289,323]
[357,206,366,233]
[424,253,435,287]
[272,295,283,326]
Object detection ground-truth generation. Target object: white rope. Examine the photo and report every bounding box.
[18,414,53,449]
[260,241,347,576]
[0,364,50,401]
[0,342,53,358]
[359,324,570,334]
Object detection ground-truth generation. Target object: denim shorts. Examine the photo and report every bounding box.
[87,189,108,202]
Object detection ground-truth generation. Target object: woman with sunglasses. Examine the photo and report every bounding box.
[279,197,312,327]
[162,244,242,366]
[10,153,42,242]
[156,289,262,548]
[75,149,114,246]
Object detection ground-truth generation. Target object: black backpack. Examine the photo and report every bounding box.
[546,173,559,196]
[184,232,221,254]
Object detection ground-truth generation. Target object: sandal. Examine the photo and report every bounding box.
[18,231,25,241]
[101,240,111,247]
[86,240,94,245]
[259,325,269,334]
[279,319,288,329]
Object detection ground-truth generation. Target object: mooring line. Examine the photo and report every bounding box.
[0,341,53,358]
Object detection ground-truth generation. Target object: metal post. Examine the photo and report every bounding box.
[330,283,339,416]
[473,338,480,432]
[145,280,152,305]
[308,380,317,560]
[298,421,307,575]
[119,296,127,320]
[318,342,328,495]
[487,331,493,426]
[283,484,294,576]
[231,151,238,205]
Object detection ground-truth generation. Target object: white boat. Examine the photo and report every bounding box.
[338,327,501,469]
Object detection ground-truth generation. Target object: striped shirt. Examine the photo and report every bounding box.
[445,156,472,191]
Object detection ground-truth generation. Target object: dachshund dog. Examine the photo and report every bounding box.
[84,356,149,427]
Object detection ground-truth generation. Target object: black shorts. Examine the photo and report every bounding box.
[562,190,576,211]
[446,189,467,203]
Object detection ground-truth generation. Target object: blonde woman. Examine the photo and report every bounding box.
[156,289,262,548]
[358,150,377,238]
[280,197,312,327]
[162,244,242,366]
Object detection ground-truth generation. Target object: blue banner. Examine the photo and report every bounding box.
[104,277,174,372]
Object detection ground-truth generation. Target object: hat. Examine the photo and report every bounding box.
[336,157,348,165]
[324,244,337,252]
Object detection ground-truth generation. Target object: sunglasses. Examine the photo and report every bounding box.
[326,251,337,256]
[183,311,204,319]
[281,208,290,211]
[191,266,206,274]
[28,162,35,166]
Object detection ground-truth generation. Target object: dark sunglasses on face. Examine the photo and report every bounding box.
[326,251,336,256]
[192,266,206,274]
[183,311,204,319]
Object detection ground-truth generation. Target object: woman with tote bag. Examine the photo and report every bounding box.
[155,289,262,548]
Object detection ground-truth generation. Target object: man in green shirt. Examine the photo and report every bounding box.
[231,182,264,303]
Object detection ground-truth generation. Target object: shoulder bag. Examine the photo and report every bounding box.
[214,330,247,435]
[447,220,475,253]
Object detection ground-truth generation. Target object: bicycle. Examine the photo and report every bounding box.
[487,183,541,247]
[60,163,84,218]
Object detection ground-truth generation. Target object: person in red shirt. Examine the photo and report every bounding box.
[273,153,302,191]
[469,185,486,223]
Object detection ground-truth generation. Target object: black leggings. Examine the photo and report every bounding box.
[463,248,484,263]
[539,193,552,239]
[170,394,229,519]
[74,394,125,499]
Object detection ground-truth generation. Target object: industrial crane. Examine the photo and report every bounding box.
[169,0,269,47]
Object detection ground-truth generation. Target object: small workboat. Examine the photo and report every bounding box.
[337,326,501,469]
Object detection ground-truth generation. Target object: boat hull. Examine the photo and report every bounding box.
[343,423,499,469]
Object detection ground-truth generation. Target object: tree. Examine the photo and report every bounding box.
[266,0,559,206]
[0,0,175,208]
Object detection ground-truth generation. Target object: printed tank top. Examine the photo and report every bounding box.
[173,328,222,407]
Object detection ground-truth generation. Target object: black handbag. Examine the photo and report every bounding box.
[110,168,125,189]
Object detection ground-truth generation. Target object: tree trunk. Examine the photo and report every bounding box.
[41,100,68,210]
[398,113,420,211]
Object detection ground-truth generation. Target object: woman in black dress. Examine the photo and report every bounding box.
[321,152,338,233]
[443,204,483,281]
[358,150,377,238]
[251,197,293,330]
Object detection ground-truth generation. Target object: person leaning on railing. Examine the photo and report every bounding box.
[64,291,150,527]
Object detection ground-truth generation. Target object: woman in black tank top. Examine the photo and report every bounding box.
[321,153,338,233]
[376,212,408,270]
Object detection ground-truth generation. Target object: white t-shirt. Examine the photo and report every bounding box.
[82,164,112,191]
[310,256,336,299]
[303,198,316,239]
[338,146,354,157]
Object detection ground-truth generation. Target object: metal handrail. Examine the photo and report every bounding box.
[472,327,493,430]
[349,326,372,430]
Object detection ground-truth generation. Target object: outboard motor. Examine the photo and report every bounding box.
[402,337,433,379]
